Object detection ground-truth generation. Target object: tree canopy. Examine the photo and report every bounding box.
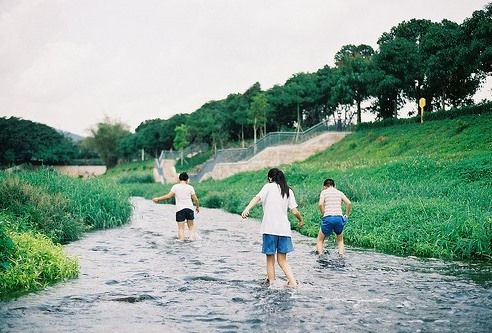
[0,117,79,166]
[81,117,130,168]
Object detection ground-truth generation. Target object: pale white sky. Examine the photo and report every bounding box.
[1,0,490,136]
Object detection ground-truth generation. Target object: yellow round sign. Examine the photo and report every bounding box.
[419,98,426,108]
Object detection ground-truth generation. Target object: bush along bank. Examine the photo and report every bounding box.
[0,168,132,299]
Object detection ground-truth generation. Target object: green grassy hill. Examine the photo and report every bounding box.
[194,108,492,261]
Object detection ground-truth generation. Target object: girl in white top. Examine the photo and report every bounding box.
[242,168,304,287]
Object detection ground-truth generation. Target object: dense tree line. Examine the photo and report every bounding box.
[0,117,79,166]
[116,4,491,162]
[0,116,128,169]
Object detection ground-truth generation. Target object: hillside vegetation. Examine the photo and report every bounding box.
[193,109,492,261]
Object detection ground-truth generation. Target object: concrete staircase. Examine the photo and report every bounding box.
[154,124,352,183]
[199,131,350,181]
[154,131,350,183]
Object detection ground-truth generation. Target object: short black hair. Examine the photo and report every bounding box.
[179,172,189,181]
[323,178,335,187]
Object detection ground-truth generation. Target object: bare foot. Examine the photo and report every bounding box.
[190,233,202,241]
[285,281,298,288]
[262,278,275,287]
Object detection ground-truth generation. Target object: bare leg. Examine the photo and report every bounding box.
[177,222,186,240]
[186,220,197,240]
[336,233,345,257]
[266,255,276,284]
[316,230,326,254]
[277,253,297,287]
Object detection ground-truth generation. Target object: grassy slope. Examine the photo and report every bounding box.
[195,112,492,261]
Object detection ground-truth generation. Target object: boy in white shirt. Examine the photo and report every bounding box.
[152,172,200,240]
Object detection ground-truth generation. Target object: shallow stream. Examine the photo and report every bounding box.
[1,197,491,332]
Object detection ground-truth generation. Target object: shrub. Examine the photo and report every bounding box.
[0,231,78,299]
[117,174,154,184]
[0,215,14,271]
[202,192,224,209]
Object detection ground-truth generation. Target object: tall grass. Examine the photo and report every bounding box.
[99,159,166,199]
[0,168,133,298]
[0,168,132,242]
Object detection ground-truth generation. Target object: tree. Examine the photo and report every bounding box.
[249,93,269,153]
[421,20,482,109]
[265,85,289,130]
[332,44,375,124]
[375,19,433,115]
[0,117,78,166]
[240,82,263,138]
[312,65,337,123]
[83,117,130,168]
[116,133,139,162]
[367,68,403,119]
[226,93,248,147]
[187,100,230,152]
[462,3,492,76]
[274,73,318,134]
[173,124,189,166]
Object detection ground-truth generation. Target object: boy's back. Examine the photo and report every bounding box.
[171,183,195,211]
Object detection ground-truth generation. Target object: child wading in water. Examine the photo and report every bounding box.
[152,172,200,240]
[241,168,304,288]
[316,178,352,257]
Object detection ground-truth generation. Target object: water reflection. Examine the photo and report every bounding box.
[0,197,491,333]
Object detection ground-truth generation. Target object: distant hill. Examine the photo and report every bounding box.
[59,130,85,142]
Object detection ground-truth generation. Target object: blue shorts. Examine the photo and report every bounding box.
[320,215,347,237]
[262,234,294,255]
[176,208,194,222]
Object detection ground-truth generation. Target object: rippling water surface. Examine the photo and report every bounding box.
[1,197,491,332]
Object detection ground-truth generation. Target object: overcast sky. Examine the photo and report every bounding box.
[1,0,490,136]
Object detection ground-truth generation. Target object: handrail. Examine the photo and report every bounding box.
[156,121,347,183]
[190,121,343,182]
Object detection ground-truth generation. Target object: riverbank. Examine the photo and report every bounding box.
[192,110,492,261]
[0,169,132,298]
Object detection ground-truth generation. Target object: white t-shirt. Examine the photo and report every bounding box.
[170,183,196,212]
[256,182,298,237]
[319,187,347,216]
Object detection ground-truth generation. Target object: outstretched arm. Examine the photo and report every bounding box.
[152,191,174,203]
[241,196,260,219]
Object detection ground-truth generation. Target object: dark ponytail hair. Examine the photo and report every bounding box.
[268,168,290,198]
